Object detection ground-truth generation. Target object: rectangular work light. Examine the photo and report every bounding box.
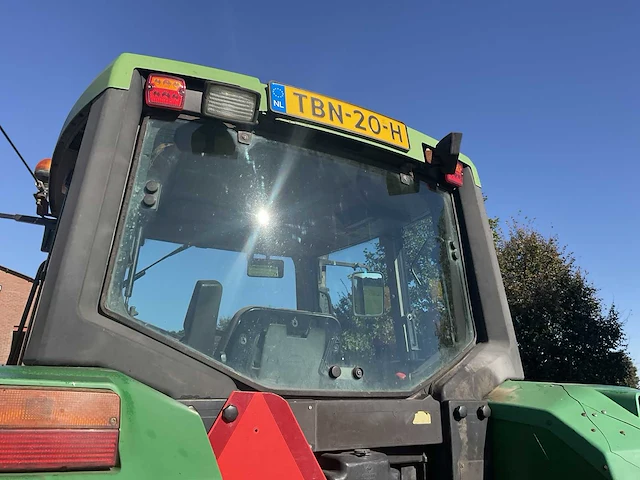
[0,387,120,473]
[202,82,260,124]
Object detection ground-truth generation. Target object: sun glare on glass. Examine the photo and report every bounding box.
[256,208,271,226]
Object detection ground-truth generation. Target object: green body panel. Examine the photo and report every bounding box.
[61,53,481,186]
[0,366,222,479]
[488,381,640,479]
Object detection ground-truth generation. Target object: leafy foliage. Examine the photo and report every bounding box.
[493,217,638,388]
[333,213,462,363]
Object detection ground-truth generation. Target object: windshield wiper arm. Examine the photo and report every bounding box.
[132,244,191,282]
[410,267,423,286]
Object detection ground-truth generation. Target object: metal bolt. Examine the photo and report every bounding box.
[399,173,412,185]
[477,405,492,420]
[601,410,607,415]
[453,405,468,421]
[353,449,370,457]
[142,194,156,207]
[591,412,597,417]
[352,366,364,380]
[604,465,609,471]
[620,430,626,435]
[145,180,159,193]
[109,417,118,426]
[581,412,587,417]
[591,428,596,432]
[238,131,252,144]
[308,405,313,410]
[222,405,239,423]
[329,365,342,379]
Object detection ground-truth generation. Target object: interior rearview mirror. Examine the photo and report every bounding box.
[386,171,420,196]
[352,272,384,317]
[174,121,238,158]
[247,256,284,278]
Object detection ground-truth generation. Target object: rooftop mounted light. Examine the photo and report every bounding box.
[201,82,260,124]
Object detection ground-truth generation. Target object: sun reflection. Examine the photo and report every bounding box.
[256,208,271,226]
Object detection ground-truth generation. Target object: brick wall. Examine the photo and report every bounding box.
[0,267,33,364]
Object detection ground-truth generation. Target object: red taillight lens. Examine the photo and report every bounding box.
[445,162,464,187]
[145,73,186,110]
[0,388,120,473]
[0,430,118,472]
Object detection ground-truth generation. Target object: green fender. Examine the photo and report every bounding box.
[488,380,640,479]
[0,366,222,479]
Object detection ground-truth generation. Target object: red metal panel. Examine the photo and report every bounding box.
[209,391,324,480]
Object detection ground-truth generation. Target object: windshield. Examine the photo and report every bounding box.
[104,117,474,393]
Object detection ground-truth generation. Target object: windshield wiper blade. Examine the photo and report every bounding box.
[132,244,191,282]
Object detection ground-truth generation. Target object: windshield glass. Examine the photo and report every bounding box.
[104,117,474,393]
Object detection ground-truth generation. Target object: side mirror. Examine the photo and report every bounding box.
[351,272,384,317]
[432,132,462,175]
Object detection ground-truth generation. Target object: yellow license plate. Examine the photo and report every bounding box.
[268,82,410,151]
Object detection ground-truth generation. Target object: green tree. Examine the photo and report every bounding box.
[494,218,638,388]
[333,212,460,362]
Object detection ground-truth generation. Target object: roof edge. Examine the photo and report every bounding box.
[58,53,481,187]
[0,265,34,283]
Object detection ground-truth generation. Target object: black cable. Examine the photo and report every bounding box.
[0,124,39,184]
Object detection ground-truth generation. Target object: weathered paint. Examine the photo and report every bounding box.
[0,366,222,479]
[488,380,640,479]
[61,53,481,187]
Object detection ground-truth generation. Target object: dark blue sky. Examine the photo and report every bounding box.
[1,0,638,362]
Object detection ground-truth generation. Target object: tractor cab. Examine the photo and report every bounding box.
[6,55,634,480]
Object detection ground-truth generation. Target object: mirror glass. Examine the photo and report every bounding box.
[247,256,285,278]
[351,272,384,317]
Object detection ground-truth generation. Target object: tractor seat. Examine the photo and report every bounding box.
[182,280,223,357]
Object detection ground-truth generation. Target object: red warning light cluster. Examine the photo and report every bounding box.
[0,388,120,473]
[145,74,186,110]
[445,162,464,188]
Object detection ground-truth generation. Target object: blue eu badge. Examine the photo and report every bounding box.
[269,83,287,113]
